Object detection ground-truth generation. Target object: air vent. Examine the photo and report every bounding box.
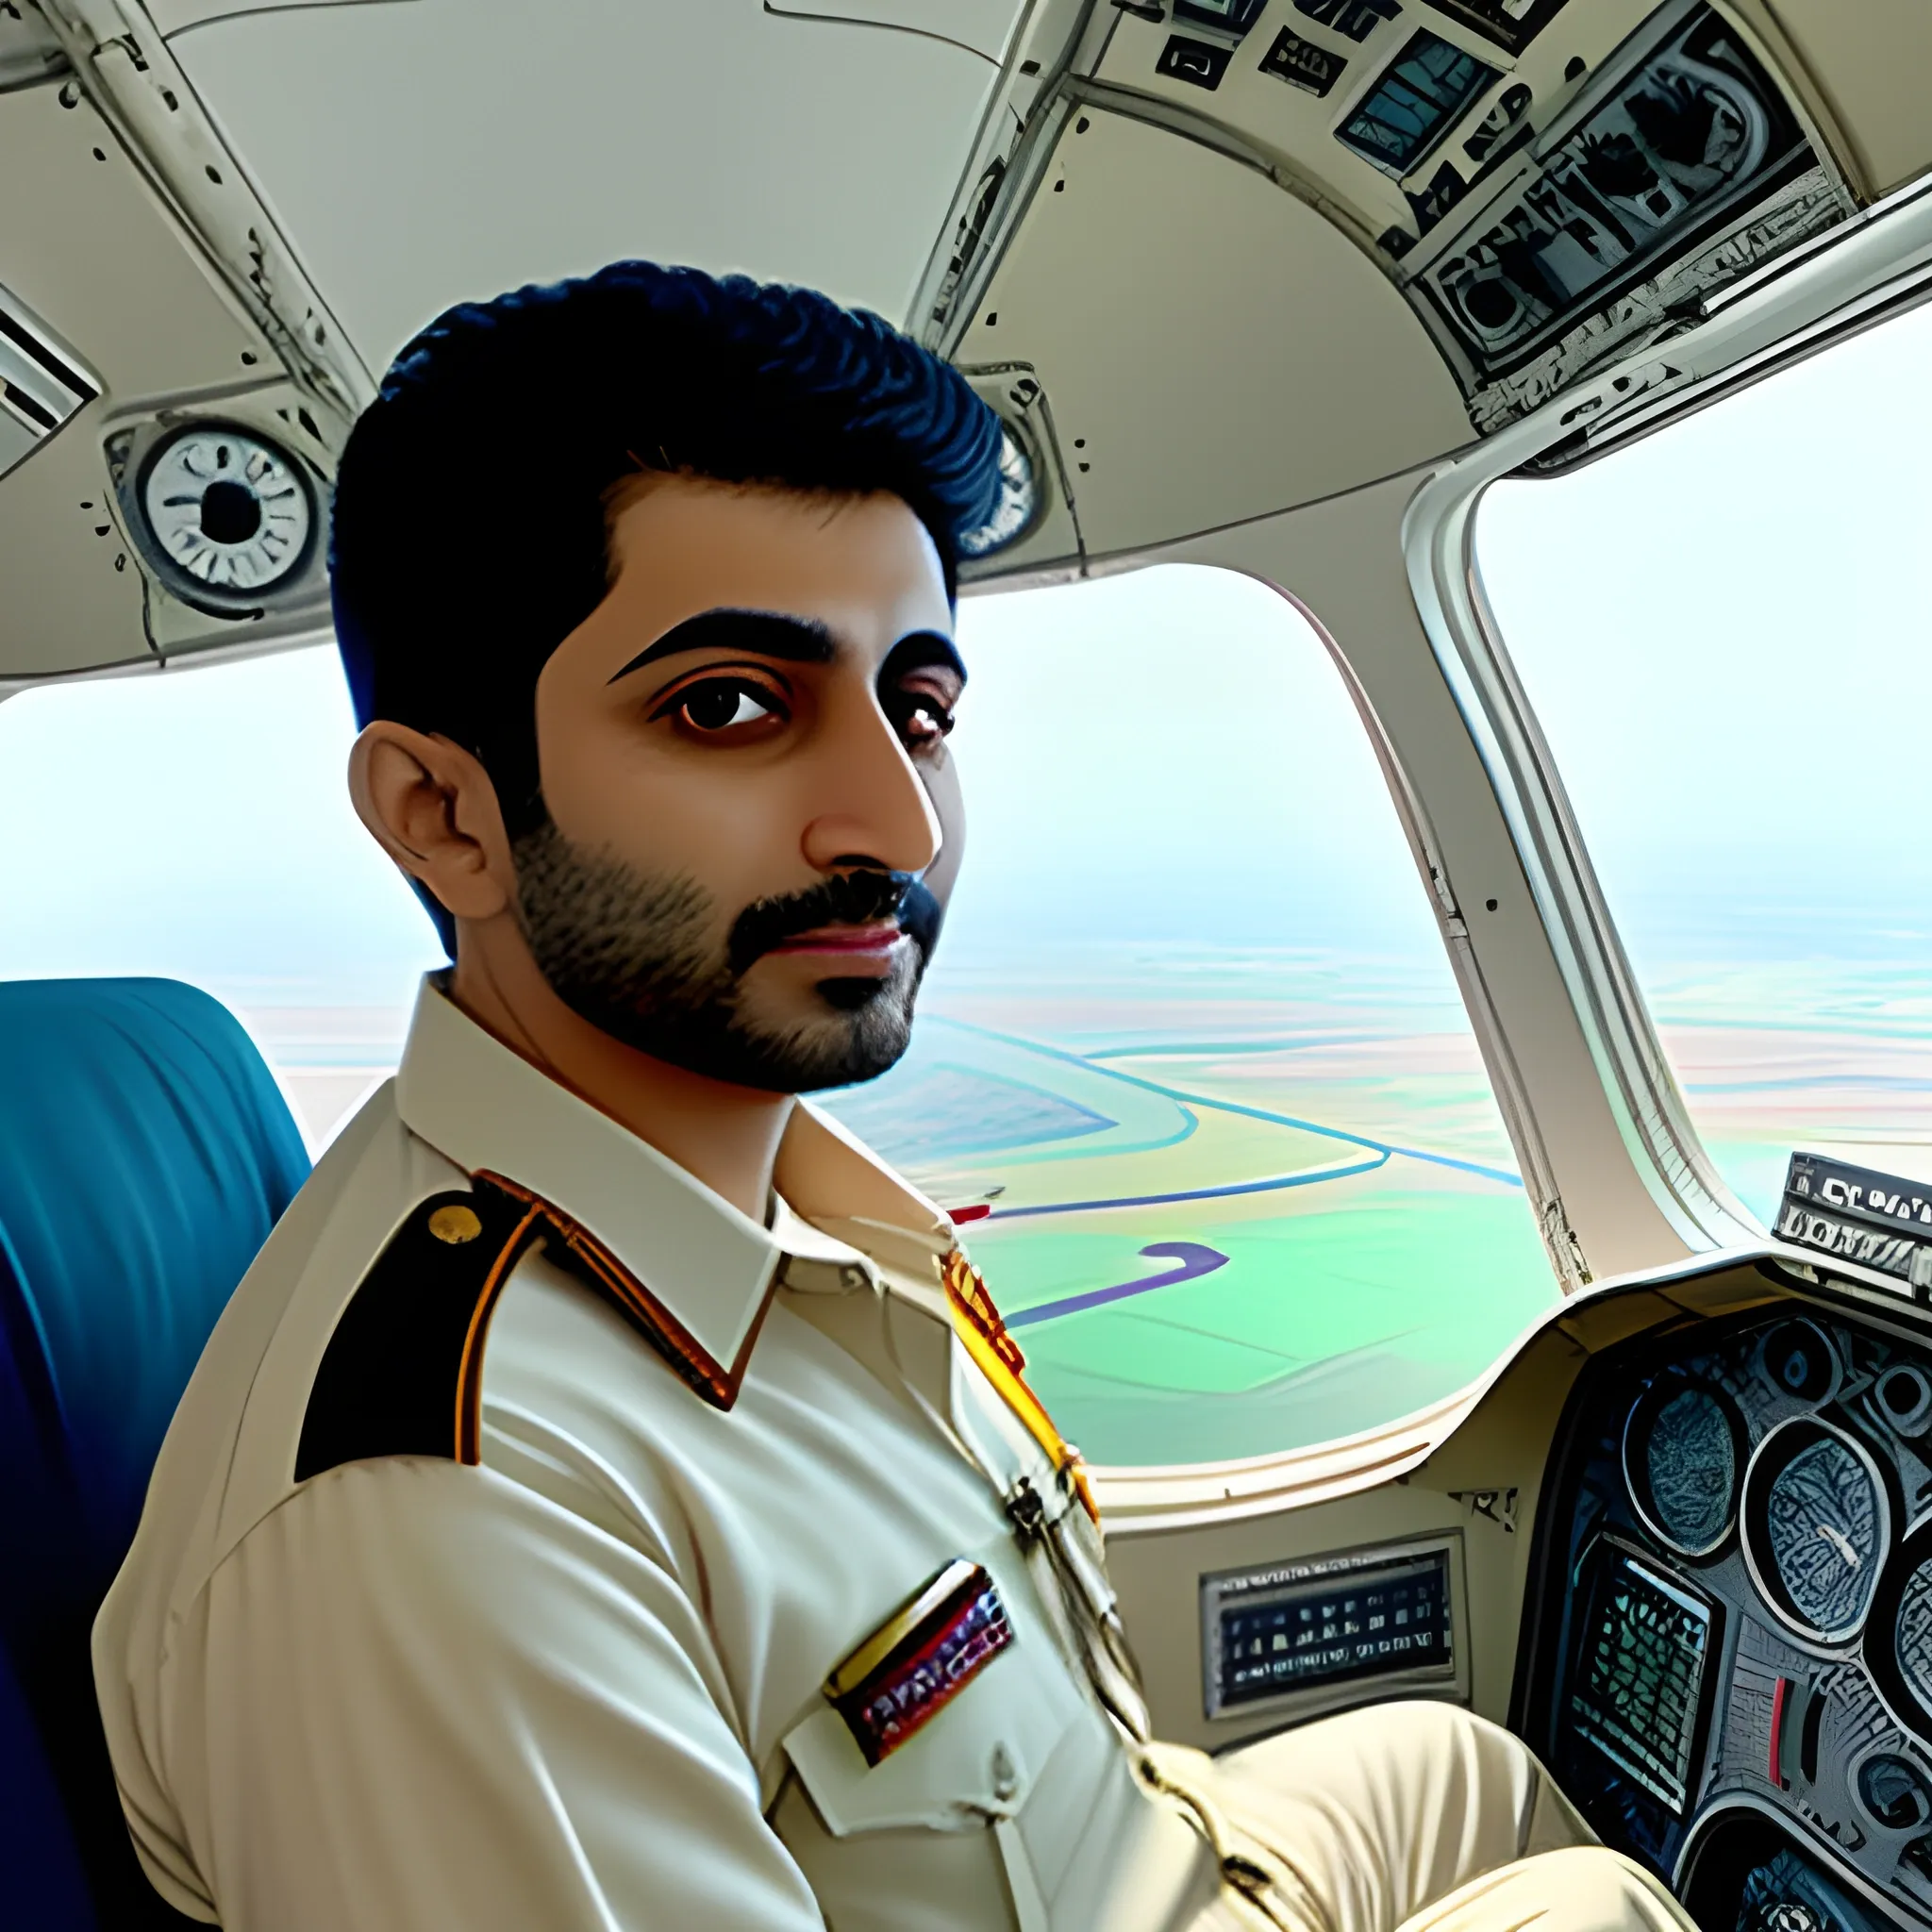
[119,420,321,619]
[958,425,1041,559]
[0,283,97,482]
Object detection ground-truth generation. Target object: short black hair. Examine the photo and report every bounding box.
[330,260,1003,848]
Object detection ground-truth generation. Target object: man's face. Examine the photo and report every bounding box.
[517,475,964,1093]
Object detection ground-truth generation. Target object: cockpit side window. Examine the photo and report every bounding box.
[1476,299,1932,1235]
[0,648,441,1142]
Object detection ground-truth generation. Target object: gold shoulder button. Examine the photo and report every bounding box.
[428,1204,484,1245]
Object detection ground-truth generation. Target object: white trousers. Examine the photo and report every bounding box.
[1152,1700,1696,1932]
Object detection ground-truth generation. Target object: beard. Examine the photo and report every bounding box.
[508,816,941,1093]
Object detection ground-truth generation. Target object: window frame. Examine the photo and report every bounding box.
[1400,167,1932,1273]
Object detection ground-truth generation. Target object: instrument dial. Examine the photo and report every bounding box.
[1758,1318,1841,1406]
[140,425,314,598]
[958,426,1039,558]
[1742,1417,1890,1646]
[1624,1379,1744,1557]
[1866,1524,1932,1742]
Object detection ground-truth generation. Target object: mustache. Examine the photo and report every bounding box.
[728,871,941,974]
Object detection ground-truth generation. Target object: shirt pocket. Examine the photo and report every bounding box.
[780,1543,1109,1930]
[783,1546,1087,1835]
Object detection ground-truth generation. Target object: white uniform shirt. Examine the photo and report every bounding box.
[93,982,1211,1930]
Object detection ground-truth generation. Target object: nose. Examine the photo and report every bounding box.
[799,687,941,879]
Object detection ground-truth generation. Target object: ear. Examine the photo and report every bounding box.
[347,721,517,925]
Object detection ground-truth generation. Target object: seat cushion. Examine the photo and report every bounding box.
[0,976,308,1927]
[0,1637,94,1931]
[0,977,309,1634]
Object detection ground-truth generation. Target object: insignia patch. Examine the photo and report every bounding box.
[942,1248,1027,1374]
[941,1250,1099,1524]
[824,1559,1013,1766]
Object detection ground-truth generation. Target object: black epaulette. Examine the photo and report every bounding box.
[295,1171,749,1483]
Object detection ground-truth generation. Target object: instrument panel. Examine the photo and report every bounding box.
[1523,1304,1932,1928]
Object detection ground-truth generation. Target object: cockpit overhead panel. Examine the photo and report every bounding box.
[1107,0,1854,440]
[1400,2,1839,431]
[1334,27,1500,179]
[924,0,1932,573]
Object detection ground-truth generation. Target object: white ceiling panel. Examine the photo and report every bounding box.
[1743,0,1932,199]
[761,0,1023,66]
[166,0,1001,371]
[956,109,1475,556]
[147,0,402,36]
[0,82,265,408]
[0,407,150,680]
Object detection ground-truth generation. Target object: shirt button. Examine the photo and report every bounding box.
[428,1204,483,1244]
[991,1742,1019,1803]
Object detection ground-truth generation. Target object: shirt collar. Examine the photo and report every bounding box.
[392,978,951,1393]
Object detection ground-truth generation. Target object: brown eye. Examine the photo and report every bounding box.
[673,679,783,733]
[891,691,957,747]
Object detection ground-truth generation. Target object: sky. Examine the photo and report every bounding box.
[1479,298,1932,963]
[0,563,1454,1012]
[0,296,1927,1016]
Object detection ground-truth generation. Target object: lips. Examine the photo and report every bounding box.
[771,922,905,957]
[728,871,916,974]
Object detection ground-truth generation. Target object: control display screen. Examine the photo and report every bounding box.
[1335,30,1499,177]
[1570,1548,1712,1812]
[1210,1548,1451,1711]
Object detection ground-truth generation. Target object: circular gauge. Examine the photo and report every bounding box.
[1853,1747,1932,1832]
[1867,1523,1932,1740]
[139,424,315,602]
[1900,1562,1932,1691]
[957,425,1039,559]
[1875,1364,1932,1437]
[1758,1318,1841,1407]
[1624,1377,1745,1557]
[1741,1416,1890,1646]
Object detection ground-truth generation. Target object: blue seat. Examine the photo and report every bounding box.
[0,1637,93,1931]
[0,979,310,1928]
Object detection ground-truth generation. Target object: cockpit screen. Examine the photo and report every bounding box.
[1174,0,1269,33]
[1569,1547,1712,1812]
[1206,1546,1451,1714]
[1335,30,1499,178]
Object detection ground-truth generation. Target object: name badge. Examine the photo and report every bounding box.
[824,1558,1013,1766]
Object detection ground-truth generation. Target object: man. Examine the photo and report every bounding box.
[94,262,1690,1931]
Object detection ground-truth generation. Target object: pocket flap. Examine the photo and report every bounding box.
[784,1563,1084,1836]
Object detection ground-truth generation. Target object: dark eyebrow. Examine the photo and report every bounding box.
[607,608,838,684]
[880,629,967,688]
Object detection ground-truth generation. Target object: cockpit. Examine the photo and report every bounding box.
[3,0,1931,1926]
[1525,1304,1932,1925]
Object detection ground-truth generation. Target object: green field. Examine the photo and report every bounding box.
[246,948,1932,1474]
[251,948,1932,1474]
[820,946,1558,1469]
